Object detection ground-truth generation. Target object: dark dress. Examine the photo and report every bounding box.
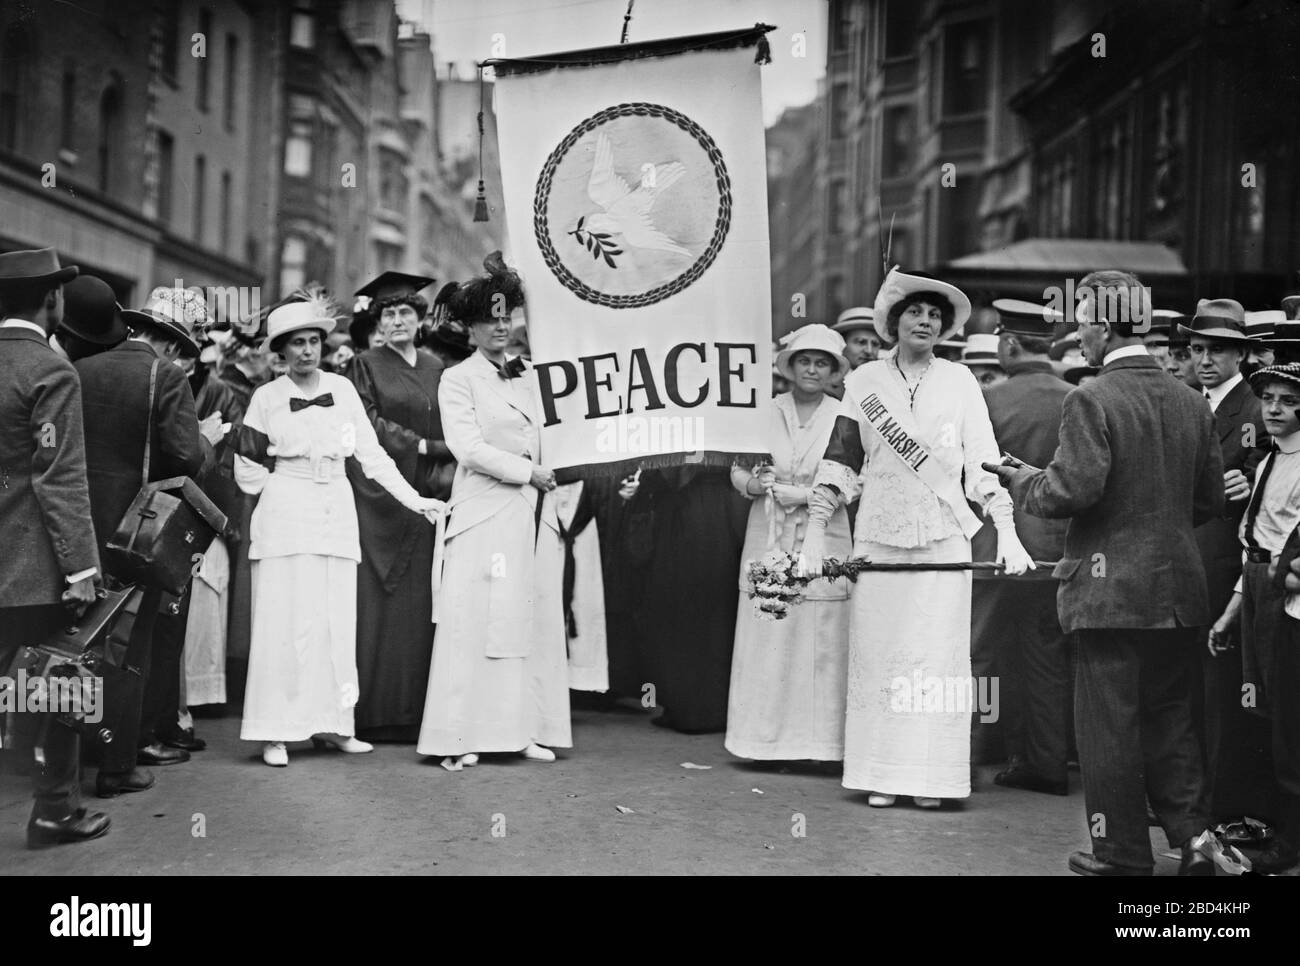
[635,464,749,732]
[347,345,450,739]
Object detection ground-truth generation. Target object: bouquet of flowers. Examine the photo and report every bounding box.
[744,549,812,621]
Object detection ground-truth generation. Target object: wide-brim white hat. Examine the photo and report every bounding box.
[265,299,336,348]
[872,267,970,345]
[775,323,850,380]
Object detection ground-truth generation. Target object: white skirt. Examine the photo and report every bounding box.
[725,596,850,761]
[842,535,973,798]
[566,524,609,692]
[417,510,572,757]
[240,554,359,742]
[183,536,229,707]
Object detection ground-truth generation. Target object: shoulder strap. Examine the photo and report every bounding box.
[142,357,159,483]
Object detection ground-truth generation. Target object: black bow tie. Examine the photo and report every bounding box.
[289,393,335,412]
[497,357,527,380]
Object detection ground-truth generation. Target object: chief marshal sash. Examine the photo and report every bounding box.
[856,390,981,537]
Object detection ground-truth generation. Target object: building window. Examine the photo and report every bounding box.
[291,1,316,49]
[284,95,315,177]
[882,106,914,179]
[224,34,238,131]
[280,236,308,294]
[828,180,848,236]
[1091,116,1131,238]
[943,20,989,116]
[60,67,76,151]
[375,241,405,271]
[220,171,232,255]
[98,80,123,194]
[193,155,207,243]
[157,130,175,225]
[830,0,852,52]
[884,0,920,59]
[420,195,439,252]
[0,25,28,150]
[830,82,849,139]
[196,8,212,111]
[161,3,181,84]
[379,148,408,213]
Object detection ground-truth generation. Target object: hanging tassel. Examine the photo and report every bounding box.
[620,0,634,43]
[754,30,771,65]
[474,67,489,222]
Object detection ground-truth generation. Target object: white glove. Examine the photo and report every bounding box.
[418,498,447,524]
[796,524,826,578]
[996,528,1035,576]
[769,482,810,509]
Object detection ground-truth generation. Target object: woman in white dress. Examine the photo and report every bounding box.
[417,254,572,770]
[802,268,1034,808]
[235,294,444,767]
[726,324,856,762]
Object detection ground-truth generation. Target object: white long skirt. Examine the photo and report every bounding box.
[725,596,850,761]
[183,536,229,707]
[842,535,972,799]
[417,512,572,757]
[240,554,359,742]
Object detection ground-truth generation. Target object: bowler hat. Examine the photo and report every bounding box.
[1178,298,1251,343]
[0,247,78,290]
[59,275,126,346]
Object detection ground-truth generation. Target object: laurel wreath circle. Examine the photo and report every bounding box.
[533,102,733,310]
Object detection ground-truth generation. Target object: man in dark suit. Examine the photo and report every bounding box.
[76,286,215,796]
[987,270,1225,876]
[0,247,111,847]
[969,299,1072,794]
[1182,300,1270,826]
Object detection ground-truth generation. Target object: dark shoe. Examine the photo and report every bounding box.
[1214,816,1273,848]
[137,742,190,766]
[994,764,1067,796]
[96,767,156,798]
[1179,847,1216,876]
[1068,851,1151,876]
[160,728,207,752]
[1250,838,1300,875]
[27,807,111,848]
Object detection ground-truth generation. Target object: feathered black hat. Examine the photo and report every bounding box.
[446,251,524,326]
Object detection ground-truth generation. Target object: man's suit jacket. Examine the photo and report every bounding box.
[1196,377,1266,610]
[1008,354,1224,632]
[970,360,1071,579]
[75,341,207,560]
[0,326,100,606]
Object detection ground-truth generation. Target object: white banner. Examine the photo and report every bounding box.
[491,28,775,481]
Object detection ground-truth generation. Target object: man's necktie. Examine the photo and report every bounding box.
[289,393,335,412]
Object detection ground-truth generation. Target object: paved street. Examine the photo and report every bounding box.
[3,703,1191,875]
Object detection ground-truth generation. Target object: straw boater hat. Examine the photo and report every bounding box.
[121,285,208,357]
[1247,362,1300,397]
[960,333,1000,366]
[1245,310,1284,342]
[1178,298,1251,343]
[832,306,875,337]
[775,323,850,379]
[992,298,1062,339]
[1144,308,1185,345]
[1282,295,1300,321]
[872,267,970,345]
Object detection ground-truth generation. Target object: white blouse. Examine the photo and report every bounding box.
[819,349,1009,550]
[234,372,427,561]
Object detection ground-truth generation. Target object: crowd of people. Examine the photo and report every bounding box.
[2,243,1298,877]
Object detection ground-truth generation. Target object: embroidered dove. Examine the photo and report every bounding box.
[578,130,691,258]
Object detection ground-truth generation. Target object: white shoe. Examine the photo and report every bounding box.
[914,796,942,809]
[521,743,555,762]
[867,793,896,807]
[311,734,373,754]
[461,753,479,767]
[262,742,288,767]
[440,756,463,772]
